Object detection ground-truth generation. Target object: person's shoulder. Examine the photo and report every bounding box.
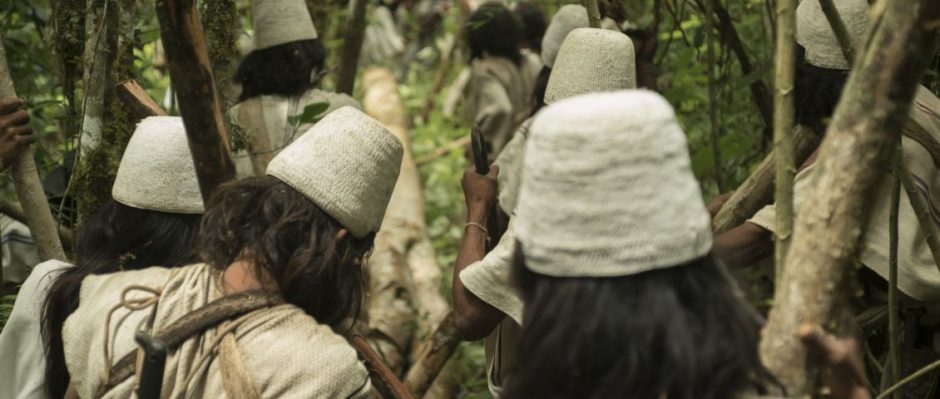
[235,305,370,398]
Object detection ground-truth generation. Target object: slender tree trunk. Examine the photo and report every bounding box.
[336,0,369,95]
[772,0,796,281]
[711,125,819,235]
[154,0,236,202]
[887,137,902,398]
[583,0,602,28]
[0,32,66,261]
[703,0,723,192]
[74,0,118,222]
[759,2,939,394]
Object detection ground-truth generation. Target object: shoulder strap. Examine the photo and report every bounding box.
[100,291,281,394]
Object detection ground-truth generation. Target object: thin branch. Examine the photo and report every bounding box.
[772,0,797,281]
[818,0,857,63]
[887,137,902,398]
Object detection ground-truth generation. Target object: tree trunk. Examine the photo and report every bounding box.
[711,125,819,235]
[199,0,240,127]
[336,0,369,95]
[772,0,796,281]
[154,0,235,202]
[0,32,66,261]
[362,68,460,397]
[759,1,939,395]
[51,0,85,148]
[583,0,602,28]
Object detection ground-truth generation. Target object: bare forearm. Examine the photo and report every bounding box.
[452,203,503,340]
[714,222,774,268]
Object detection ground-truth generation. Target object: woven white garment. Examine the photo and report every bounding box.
[251,0,319,50]
[540,4,589,68]
[112,116,204,214]
[495,119,531,215]
[796,0,869,70]
[267,106,403,238]
[515,91,712,277]
[545,28,637,105]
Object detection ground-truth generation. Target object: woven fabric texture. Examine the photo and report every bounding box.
[796,0,869,70]
[540,4,589,68]
[545,28,637,105]
[266,106,403,238]
[111,116,204,214]
[251,0,319,50]
[515,90,712,277]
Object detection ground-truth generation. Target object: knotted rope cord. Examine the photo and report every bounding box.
[179,309,266,399]
[100,285,163,386]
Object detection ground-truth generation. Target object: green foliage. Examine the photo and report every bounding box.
[0,293,15,332]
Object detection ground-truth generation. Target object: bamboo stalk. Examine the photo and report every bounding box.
[887,138,902,399]
[0,32,66,262]
[772,0,797,281]
[818,0,857,63]
[583,0,602,28]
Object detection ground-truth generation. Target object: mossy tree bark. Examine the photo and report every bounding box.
[758,1,940,395]
[0,32,66,261]
[50,0,85,146]
[72,0,136,224]
[199,0,240,132]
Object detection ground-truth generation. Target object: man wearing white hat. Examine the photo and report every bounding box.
[0,116,206,399]
[60,107,403,398]
[503,90,785,398]
[229,0,361,177]
[715,0,940,388]
[452,27,637,397]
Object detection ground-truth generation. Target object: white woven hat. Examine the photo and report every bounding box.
[252,0,319,51]
[112,117,204,214]
[266,106,403,238]
[515,90,712,277]
[540,4,589,68]
[796,0,870,70]
[545,28,636,105]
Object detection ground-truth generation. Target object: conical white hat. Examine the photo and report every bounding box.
[545,28,636,104]
[252,0,319,51]
[112,117,204,214]
[796,0,870,70]
[540,4,589,68]
[515,90,712,277]
[266,106,404,238]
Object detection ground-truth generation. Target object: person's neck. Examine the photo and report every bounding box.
[222,259,276,295]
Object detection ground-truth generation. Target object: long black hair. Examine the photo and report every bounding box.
[794,44,849,134]
[41,200,201,398]
[235,39,328,102]
[506,246,780,399]
[467,2,524,65]
[514,2,547,53]
[197,176,373,329]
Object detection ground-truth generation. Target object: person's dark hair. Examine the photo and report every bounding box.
[198,176,372,328]
[514,2,547,53]
[41,200,201,398]
[531,65,551,116]
[467,2,524,65]
[235,39,328,102]
[506,246,781,399]
[794,45,849,134]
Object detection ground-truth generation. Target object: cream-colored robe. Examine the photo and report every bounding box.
[463,56,538,157]
[62,263,371,398]
[229,89,361,177]
[751,86,940,301]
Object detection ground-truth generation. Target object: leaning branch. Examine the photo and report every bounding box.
[759,1,939,394]
[772,0,797,280]
[0,32,66,262]
[583,0,602,28]
[154,0,235,202]
[818,0,857,63]
[403,314,461,397]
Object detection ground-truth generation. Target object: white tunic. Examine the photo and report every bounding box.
[0,259,71,399]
